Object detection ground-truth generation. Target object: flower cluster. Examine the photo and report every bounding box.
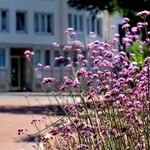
[23,10,150,150]
[24,50,34,60]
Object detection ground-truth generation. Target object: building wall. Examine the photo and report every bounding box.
[0,0,61,45]
[0,0,122,92]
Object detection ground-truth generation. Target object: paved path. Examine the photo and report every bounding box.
[0,93,71,150]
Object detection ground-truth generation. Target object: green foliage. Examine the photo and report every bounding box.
[128,41,149,66]
[67,0,150,17]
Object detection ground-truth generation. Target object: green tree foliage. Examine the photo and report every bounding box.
[67,0,150,17]
[128,41,149,67]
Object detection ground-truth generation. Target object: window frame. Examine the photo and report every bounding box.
[0,9,9,32]
[34,49,41,67]
[67,13,84,33]
[44,50,51,66]
[16,10,28,33]
[34,12,54,35]
[87,16,103,38]
[96,18,103,37]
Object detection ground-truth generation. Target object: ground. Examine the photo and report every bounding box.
[0,93,72,150]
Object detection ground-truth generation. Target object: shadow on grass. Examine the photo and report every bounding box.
[0,104,65,116]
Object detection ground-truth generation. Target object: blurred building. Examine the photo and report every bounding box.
[0,0,122,92]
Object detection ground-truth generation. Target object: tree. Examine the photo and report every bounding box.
[67,0,150,18]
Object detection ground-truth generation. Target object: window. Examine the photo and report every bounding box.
[16,11,27,32]
[41,14,45,32]
[34,13,54,34]
[68,13,83,32]
[87,18,90,34]
[47,15,52,33]
[87,16,102,37]
[34,14,39,32]
[68,14,72,27]
[45,50,51,65]
[0,49,6,67]
[79,15,83,31]
[0,10,8,31]
[74,15,78,31]
[91,17,95,32]
[34,50,41,66]
[97,18,102,37]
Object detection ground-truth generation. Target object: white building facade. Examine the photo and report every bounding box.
[0,0,122,91]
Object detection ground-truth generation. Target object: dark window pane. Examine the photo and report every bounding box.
[47,15,52,33]
[79,15,83,31]
[91,17,95,32]
[74,15,77,31]
[45,50,51,65]
[16,12,26,31]
[41,14,45,32]
[0,49,6,67]
[87,18,90,34]
[35,50,41,66]
[34,14,39,32]
[68,14,72,27]
[97,18,102,37]
[11,58,19,86]
[2,11,7,30]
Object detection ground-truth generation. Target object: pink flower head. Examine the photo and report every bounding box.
[72,40,84,49]
[76,48,82,54]
[63,45,72,51]
[70,31,76,39]
[114,33,120,38]
[89,32,96,38]
[58,56,64,61]
[136,10,150,17]
[24,50,34,59]
[131,27,138,33]
[37,63,42,68]
[54,57,59,62]
[76,68,88,78]
[77,54,84,60]
[63,76,73,86]
[65,64,73,70]
[82,59,88,65]
[64,28,76,39]
[101,59,111,68]
[122,23,130,29]
[44,65,50,70]
[137,22,143,29]
[42,77,55,85]
[65,27,74,33]
[122,17,130,24]
[52,42,60,49]
[111,25,116,30]
[104,51,113,58]
[64,27,74,35]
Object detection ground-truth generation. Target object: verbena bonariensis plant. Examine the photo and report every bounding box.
[22,10,150,150]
